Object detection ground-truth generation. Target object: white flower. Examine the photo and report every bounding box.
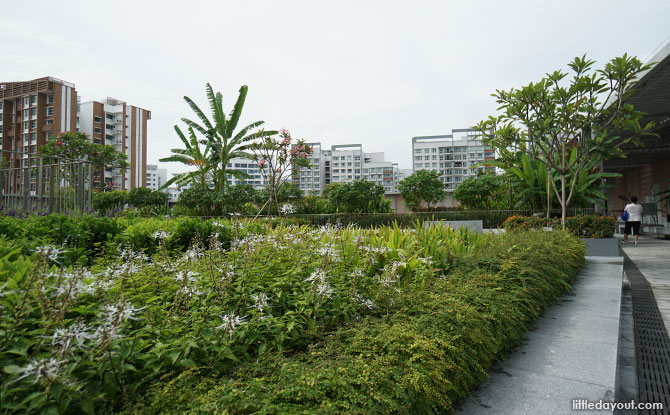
[183,246,204,261]
[356,295,376,310]
[250,293,271,312]
[120,248,148,263]
[102,302,143,325]
[317,281,333,299]
[215,313,247,339]
[15,358,65,383]
[304,270,328,284]
[51,323,94,352]
[35,245,64,262]
[279,203,295,215]
[175,271,198,284]
[151,230,171,240]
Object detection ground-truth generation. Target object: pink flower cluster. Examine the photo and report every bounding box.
[257,159,266,168]
[280,129,292,146]
[290,144,308,159]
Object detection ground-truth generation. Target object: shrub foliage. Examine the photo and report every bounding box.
[0,215,584,414]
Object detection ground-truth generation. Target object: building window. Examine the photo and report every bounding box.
[94,127,102,134]
[46,107,54,116]
[46,119,54,125]
[24,97,29,106]
[31,120,36,129]
[94,116,102,123]
[31,95,37,105]
[31,133,37,141]
[31,108,37,118]
[47,95,54,104]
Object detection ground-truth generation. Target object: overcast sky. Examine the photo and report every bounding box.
[2,0,669,174]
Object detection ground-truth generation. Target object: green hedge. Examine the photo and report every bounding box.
[124,230,585,415]
[286,209,595,229]
[503,214,616,238]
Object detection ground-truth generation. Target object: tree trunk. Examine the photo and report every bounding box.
[508,177,513,210]
[546,167,551,221]
[561,173,567,230]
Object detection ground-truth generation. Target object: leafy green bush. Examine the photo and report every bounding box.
[124,230,585,415]
[0,220,584,414]
[177,185,256,216]
[563,214,616,238]
[92,191,128,214]
[503,214,615,238]
[502,215,549,230]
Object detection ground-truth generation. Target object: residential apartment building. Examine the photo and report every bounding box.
[78,97,151,190]
[412,129,495,191]
[146,164,167,191]
[0,77,77,193]
[294,143,402,195]
[0,77,150,192]
[226,156,269,190]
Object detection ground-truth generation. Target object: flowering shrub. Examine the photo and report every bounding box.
[562,215,616,238]
[502,215,550,230]
[1,220,486,414]
[1,213,585,414]
[125,230,585,414]
[503,214,615,238]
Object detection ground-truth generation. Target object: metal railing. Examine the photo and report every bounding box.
[0,149,93,216]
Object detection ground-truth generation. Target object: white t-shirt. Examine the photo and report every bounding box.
[624,203,643,222]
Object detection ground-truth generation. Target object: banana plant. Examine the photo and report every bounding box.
[159,126,212,190]
[181,84,276,191]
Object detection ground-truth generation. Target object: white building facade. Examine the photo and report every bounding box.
[145,164,167,191]
[412,129,495,191]
[77,97,150,191]
[294,143,403,195]
[225,157,269,190]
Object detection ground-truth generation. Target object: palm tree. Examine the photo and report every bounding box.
[159,126,212,189]
[181,84,276,191]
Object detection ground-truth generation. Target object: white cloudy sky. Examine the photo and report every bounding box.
[2,0,669,173]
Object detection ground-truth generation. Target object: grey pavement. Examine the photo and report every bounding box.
[458,258,623,414]
[620,235,670,335]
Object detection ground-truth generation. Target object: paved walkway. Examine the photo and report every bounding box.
[620,235,670,335]
[458,257,623,414]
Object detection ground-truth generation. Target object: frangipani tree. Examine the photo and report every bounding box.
[475,54,656,228]
[248,129,312,216]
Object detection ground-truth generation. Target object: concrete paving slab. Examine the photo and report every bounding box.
[620,237,670,335]
[458,257,623,414]
[459,364,614,414]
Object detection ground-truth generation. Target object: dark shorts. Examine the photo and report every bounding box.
[624,221,641,236]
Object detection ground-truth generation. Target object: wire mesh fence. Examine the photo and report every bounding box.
[0,149,93,216]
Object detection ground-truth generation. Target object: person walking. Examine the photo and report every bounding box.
[623,196,643,245]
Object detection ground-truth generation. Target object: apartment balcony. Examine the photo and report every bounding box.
[42,125,53,132]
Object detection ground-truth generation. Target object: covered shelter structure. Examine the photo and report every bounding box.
[604,41,670,237]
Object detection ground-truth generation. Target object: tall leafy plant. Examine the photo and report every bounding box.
[476,54,656,228]
[159,126,212,189]
[180,84,275,191]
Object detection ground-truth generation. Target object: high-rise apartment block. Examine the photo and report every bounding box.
[412,129,495,191]
[0,77,77,168]
[78,97,150,190]
[294,143,402,195]
[146,164,168,191]
[0,77,150,191]
[226,156,269,190]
